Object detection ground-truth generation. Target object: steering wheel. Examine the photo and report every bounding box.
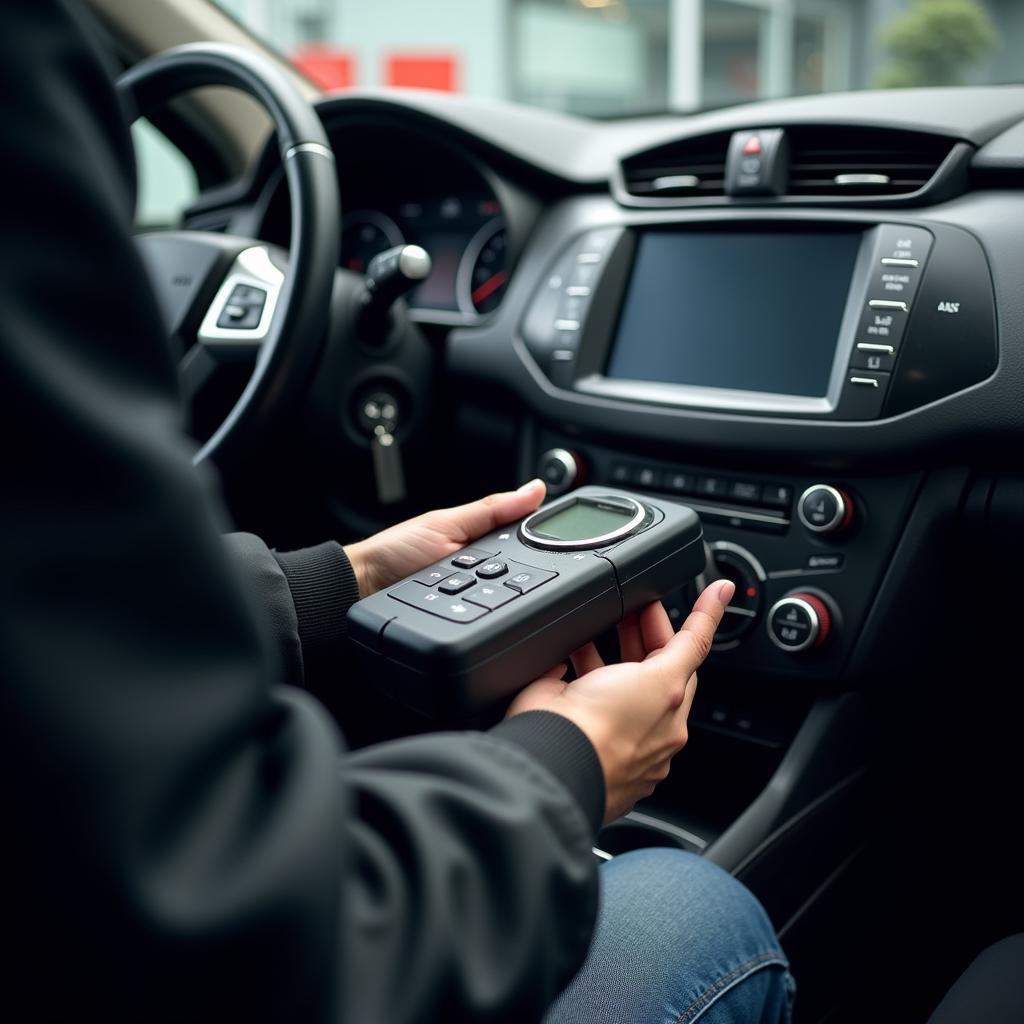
[118,44,340,468]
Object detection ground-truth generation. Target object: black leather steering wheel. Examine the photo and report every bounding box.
[118,43,340,468]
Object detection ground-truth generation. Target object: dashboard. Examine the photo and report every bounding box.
[253,117,513,322]
[194,84,1024,727]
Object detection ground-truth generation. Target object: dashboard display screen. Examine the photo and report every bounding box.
[606,231,863,397]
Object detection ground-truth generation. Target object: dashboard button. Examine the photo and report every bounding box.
[696,476,729,499]
[463,584,518,610]
[728,481,761,504]
[389,581,489,622]
[610,463,631,484]
[767,592,833,652]
[761,484,792,509]
[834,370,890,419]
[851,346,896,372]
[634,466,662,489]
[875,224,933,266]
[797,485,852,534]
[665,471,694,494]
[868,266,922,306]
[857,305,908,348]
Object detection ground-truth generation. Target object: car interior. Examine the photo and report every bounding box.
[76,0,1024,1019]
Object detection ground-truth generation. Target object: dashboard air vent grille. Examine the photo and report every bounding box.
[786,126,955,197]
[621,131,732,199]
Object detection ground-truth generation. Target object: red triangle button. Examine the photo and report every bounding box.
[743,136,762,155]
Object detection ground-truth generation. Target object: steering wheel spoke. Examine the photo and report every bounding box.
[197,245,286,358]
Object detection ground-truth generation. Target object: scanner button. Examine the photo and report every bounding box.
[412,562,452,586]
[476,561,508,579]
[464,584,518,610]
[438,575,475,595]
[450,548,493,570]
[388,581,488,622]
[504,566,558,594]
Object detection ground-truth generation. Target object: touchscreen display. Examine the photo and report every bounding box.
[533,501,632,541]
[606,231,863,398]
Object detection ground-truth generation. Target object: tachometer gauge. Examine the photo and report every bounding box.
[340,211,404,273]
[458,219,507,315]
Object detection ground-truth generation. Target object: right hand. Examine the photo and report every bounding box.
[507,580,734,824]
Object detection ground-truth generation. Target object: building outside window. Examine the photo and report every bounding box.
[214,0,1014,116]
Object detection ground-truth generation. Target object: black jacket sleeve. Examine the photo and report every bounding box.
[223,533,362,694]
[0,4,602,1022]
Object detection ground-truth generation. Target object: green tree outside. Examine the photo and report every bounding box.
[876,0,997,88]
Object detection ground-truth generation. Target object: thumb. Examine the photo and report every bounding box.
[443,478,547,542]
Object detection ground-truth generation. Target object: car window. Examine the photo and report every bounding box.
[211,0,1007,117]
[131,118,199,229]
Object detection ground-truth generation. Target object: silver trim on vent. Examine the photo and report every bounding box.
[834,173,890,186]
[652,174,700,190]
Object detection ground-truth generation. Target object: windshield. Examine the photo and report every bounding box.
[213,0,1009,117]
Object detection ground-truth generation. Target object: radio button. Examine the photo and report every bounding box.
[851,346,896,373]
[696,476,729,499]
[634,466,662,489]
[875,224,933,266]
[857,305,908,347]
[868,266,922,305]
[761,484,792,510]
[834,370,890,419]
[728,480,761,504]
[665,471,695,495]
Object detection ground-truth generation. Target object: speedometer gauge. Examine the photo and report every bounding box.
[341,211,404,273]
[458,219,507,315]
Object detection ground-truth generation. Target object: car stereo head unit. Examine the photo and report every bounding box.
[519,218,997,421]
[347,486,704,715]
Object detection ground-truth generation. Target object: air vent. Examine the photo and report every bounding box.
[621,131,732,199]
[786,126,955,197]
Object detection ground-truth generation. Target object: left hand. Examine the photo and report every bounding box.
[344,479,548,598]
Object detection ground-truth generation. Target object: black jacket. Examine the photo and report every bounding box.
[0,2,604,1019]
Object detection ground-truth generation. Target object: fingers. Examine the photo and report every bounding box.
[617,613,644,663]
[570,642,604,677]
[638,601,674,654]
[650,580,733,677]
[442,479,546,543]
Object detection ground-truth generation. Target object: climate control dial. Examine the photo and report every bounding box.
[797,484,853,535]
[705,542,766,649]
[767,591,833,653]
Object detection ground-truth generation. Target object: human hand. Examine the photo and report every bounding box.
[344,479,547,598]
[507,581,734,824]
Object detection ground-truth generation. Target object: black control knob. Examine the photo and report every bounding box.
[797,484,853,535]
[767,591,833,653]
[678,541,766,648]
[538,448,582,496]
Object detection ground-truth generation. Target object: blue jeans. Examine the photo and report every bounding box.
[545,849,794,1024]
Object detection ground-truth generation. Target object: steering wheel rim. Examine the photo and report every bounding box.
[118,43,340,468]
